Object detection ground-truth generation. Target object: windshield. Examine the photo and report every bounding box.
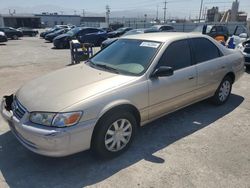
[54,29,64,34]
[89,39,161,75]
[192,25,212,33]
[123,29,145,36]
[116,28,126,32]
[67,27,80,36]
[151,26,159,30]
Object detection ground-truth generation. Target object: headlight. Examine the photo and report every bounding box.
[53,112,82,127]
[30,111,82,127]
[30,112,55,126]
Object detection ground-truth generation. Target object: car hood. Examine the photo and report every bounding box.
[46,33,56,37]
[54,33,71,40]
[16,63,137,112]
[108,31,120,36]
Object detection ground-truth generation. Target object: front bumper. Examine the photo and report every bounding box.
[1,96,97,157]
[53,39,62,48]
[0,36,7,42]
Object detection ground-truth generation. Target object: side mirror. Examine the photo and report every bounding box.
[239,33,248,39]
[151,66,174,78]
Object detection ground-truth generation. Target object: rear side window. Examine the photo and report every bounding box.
[191,38,221,63]
[157,39,192,70]
[161,26,174,31]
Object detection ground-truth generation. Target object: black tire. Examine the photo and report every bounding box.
[211,76,232,105]
[92,110,137,158]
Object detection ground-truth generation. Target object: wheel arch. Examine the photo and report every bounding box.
[225,72,235,83]
[91,101,141,147]
[97,101,141,127]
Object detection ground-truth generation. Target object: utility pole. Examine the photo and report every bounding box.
[82,9,85,17]
[156,5,159,21]
[106,5,111,27]
[144,14,147,28]
[198,0,203,22]
[163,1,167,23]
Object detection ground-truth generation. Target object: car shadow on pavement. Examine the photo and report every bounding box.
[0,94,244,188]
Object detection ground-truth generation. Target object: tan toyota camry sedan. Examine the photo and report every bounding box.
[1,33,245,158]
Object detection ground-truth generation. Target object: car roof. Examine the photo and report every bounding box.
[121,32,206,42]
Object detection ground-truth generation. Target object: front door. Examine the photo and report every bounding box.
[148,39,197,119]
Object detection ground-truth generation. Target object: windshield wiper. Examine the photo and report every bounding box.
[94,64,120,74]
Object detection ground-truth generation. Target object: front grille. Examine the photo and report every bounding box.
[12,98,27,119]
[244,47,250,54]
[245,57,250,63]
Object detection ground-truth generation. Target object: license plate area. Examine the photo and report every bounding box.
[3,94,14,111]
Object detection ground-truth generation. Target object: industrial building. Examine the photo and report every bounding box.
[0,14,41,28]
[206,0,247,23]
[36,13,106,27]
[0,13,106,28]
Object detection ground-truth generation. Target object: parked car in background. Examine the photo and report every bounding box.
[53,27,107,49]
[0,27,23,40]
[100,27,113,33]
[193,25,229,42]
[40,25,72,38]
[226,25,250,48]
[17,27,39,37]
[236,38,250,67]
[0,31,8,43]
[40,28,62,38]
[102,28,146,49]
[45,28,70,42]
[1,33,244,158]
[107,27,132,38]
[146,25,175,32]
[101,26,174,49]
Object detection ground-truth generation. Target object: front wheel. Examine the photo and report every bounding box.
[211,76,232,105]
[92,110,137,158]
[12,35,18,40]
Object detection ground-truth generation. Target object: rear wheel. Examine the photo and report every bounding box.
[92,110,137,158]
[211,76,232,105]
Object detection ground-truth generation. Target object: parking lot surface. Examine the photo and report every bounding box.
[0,37,250,188]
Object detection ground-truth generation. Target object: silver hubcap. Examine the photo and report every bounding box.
[219,80,231,102]
[105,119,132,152]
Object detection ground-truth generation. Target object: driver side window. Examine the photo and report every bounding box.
[157,39,192,71]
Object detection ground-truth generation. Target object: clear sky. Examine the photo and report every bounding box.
[0,0,250,19]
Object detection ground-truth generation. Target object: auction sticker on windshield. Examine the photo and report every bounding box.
[140,42,160,48]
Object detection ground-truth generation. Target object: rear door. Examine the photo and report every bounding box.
[190,37,225,98]
[148,39,197,119]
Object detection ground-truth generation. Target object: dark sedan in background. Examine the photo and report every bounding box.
[107,27,132,38]
[101,25,175,49]
[40,25,71,38]
[0,31,8,42]
[45,28,70,42]
[102,28,146,49]
[53,27,107,49]
[0,27,23,40]
[17,27,39,37]
[146,25,175,32]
